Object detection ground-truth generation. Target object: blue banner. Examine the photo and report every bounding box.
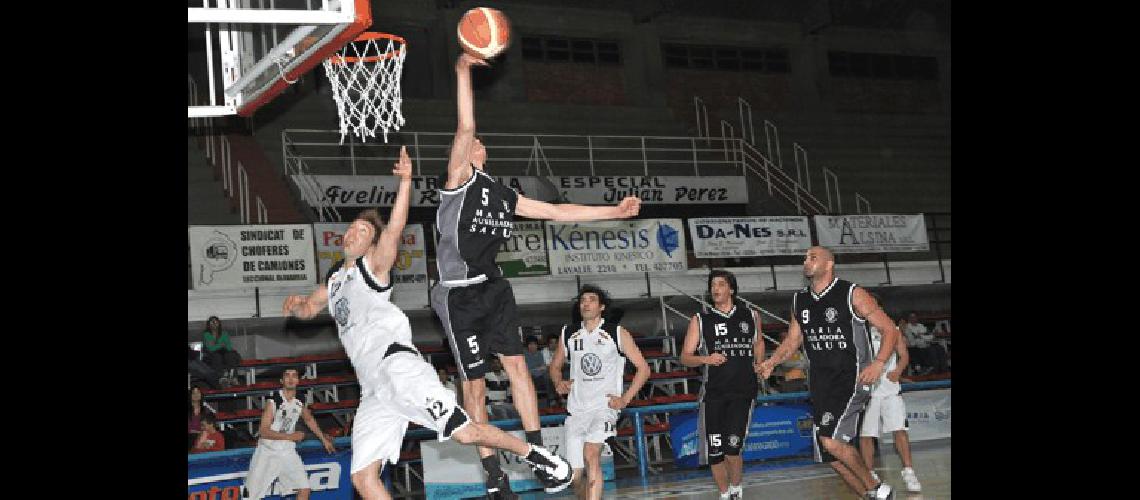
[188,439,353,500]
[670,404,815,468]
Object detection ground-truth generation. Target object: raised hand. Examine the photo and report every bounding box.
[456,52,490,69]
[393,145,412,180]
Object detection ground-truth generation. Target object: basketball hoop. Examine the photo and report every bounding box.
[322,32,406,144]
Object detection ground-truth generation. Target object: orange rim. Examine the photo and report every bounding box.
[327,32,406,64]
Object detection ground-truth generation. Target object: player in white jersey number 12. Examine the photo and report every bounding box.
[282,147,573,500]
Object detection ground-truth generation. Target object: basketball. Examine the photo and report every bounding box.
[457,7,511,60]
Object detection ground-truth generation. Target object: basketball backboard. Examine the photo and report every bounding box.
[187,0,372,118]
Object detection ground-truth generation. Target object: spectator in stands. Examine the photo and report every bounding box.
[439,365,466,405]
[774,330,808,393]
[542,335,557,365]
[202,316,243,386]
[188,344,222,390]
[524,336,560,407]
[485,358,518,420]
[192,412,226,453]
[188,386,214,450]
[438,367,456,393]
[904,313,946,374]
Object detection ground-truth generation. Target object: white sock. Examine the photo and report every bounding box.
[719,492,731,500]
[730,483,743,495]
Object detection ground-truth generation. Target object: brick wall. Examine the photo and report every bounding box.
[827,79,943,114]
[664,69,793,131]
[523,61,627,105]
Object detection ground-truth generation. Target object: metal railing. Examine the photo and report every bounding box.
[282,131,341,222]
[739,140,828,216]
[281,129,748,178]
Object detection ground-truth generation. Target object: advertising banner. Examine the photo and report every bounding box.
[688,216,812,258]
[545,219,687,275]
[189,225,316,290]
[813,214,929,253]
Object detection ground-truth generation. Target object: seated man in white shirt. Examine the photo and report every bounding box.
[485,358,518,420]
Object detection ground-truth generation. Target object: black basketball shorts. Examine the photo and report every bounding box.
[430,278,522,380]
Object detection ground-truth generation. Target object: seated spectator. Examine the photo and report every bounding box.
[902,314,929,374]
[541,335,556,366]
[524,336,560,407]
[485,358,518,420]
[774,330,808,393]
[187,386,214,450]
[191,413,226,453]
[188,344,222,390]
[201,316,242,386]
[438,367,456,393]
[904,313,947,374]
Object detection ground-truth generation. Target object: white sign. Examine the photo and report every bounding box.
[552,176,748,205]
[688,216,812,258]
[312,223,428,293]
[422,426,613,498]
[296,175,552,207]
[496,221,549,277]
[883,388,951,443]
[814,214,930,253]
[189,225,317,290]
[546,219,688,275]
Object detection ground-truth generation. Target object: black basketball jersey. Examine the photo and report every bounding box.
[697,300,759,400]
[435,169,518,284]
[792,277,872,371]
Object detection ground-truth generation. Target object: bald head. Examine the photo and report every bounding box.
[809,246,835,264]
[803,246,836,280]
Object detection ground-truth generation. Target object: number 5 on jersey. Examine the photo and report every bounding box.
[481,188,489,206]
[467,335,480,354]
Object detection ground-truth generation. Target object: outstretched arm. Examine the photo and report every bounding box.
[445,54,489,189]
[367,146,412,278]
[282,285,329,320]
[515,194,641,221]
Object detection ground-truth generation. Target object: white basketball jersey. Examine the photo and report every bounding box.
[562,319,627,415]
[261,390,306,450]
[326,255,413,391]
[870,326,901,397]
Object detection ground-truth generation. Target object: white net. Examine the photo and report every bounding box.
[322,34,406,144]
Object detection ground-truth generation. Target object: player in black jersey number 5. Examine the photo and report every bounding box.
[758,247,902,500]
[431,53,641,499]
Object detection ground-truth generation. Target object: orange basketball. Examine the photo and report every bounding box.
[457,7,511,60]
